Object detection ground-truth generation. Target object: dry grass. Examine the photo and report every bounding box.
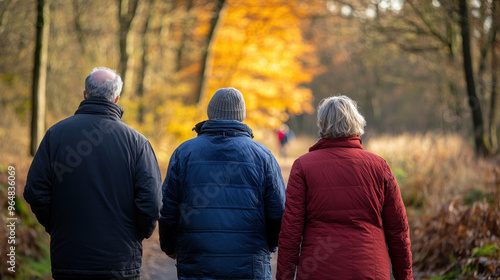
[365,133,500,211]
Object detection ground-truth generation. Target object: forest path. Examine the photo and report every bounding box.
[141,231,278,280]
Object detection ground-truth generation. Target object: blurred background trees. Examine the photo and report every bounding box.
[1,0,499,157]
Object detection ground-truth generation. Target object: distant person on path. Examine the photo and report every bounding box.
[276,124,294,157]
[24,67,162,280]
[159,87,286,280]
[277,96,413,280]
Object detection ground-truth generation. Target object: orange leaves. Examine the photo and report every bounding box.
[120,0,323,146]
[204,0,320,129]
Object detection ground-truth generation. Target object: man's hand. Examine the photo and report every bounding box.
[167,253,176,260]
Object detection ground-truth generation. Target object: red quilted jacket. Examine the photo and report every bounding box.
[277,136,413,280]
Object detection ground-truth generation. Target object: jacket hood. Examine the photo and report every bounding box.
[193,119,254,138]
[309,136,363,152]
[74,98,124,120]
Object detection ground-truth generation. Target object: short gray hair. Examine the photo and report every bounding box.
[84,67,123,102]
[317,95,366,139]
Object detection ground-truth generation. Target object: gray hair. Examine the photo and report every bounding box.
[317,95,366,139]
[84,67,123,102]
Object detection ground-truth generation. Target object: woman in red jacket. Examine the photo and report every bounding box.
[277,96,413,280]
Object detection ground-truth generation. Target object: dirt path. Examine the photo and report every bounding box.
[141,231,177,280]
[141,232,278,280]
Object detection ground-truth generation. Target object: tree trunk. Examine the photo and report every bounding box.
[458,0,488,156]
[444,20,463,131]
[196,0,226,105]
[136,0,154,124]
[476,0,498,104]
[176,0,193,73]
[118,0,139,94]
[72,0,86,54]
[30,0,50,156]
[370,3,381,124]
[490,43,499,153]
[360,60,380,125]
[489,0,499,153]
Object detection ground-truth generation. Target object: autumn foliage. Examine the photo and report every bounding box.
[204,0,319,128]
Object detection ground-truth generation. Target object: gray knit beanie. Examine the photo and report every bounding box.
[207,87,246,121]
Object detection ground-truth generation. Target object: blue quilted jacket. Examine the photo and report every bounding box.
[159,120,286,280]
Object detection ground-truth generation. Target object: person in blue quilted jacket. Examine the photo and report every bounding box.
[159,87,286,280]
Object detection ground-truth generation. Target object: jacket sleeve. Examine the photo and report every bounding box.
[382,163,413,280]
[276,159,306,280]
[264,153,286,252]
[158,149,181,255]
[23,132,53,233]
[134,140,162,239]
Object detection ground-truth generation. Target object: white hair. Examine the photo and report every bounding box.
[317,95,366,139]
[84,67,123,102]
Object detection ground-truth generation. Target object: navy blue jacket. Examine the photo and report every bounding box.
[159,120,286,280]
[24,98,162,279]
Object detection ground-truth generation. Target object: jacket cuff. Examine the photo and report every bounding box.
[266,218,282,252]
[29,205,51,233]
[137,213,157,239]
[159,221,177,255]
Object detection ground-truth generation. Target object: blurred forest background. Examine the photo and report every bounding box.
[0,0,499,279]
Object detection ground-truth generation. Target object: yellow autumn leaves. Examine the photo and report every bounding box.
[123,0,321,145]
[205,0,319,129]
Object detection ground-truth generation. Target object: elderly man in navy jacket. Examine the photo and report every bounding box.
[24,67,162,280]
[159,87,286,280]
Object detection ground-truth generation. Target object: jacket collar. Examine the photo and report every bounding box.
[309,136,363,152]
[193,119,254,138]
[74,98,124,120]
